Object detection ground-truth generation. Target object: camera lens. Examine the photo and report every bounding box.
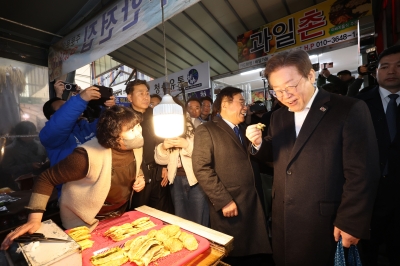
[65,84,72,90]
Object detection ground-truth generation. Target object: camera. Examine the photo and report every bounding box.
[62,82,78,92]
[88,85,113,106]
[250,102,266,112]
[312,63,320,72]
[358,48,378,75]
[321,62,333,70]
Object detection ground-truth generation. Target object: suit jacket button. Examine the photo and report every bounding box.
[287,170,292,175]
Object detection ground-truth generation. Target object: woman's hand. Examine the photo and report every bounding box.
[169,137,188,149]
[1,213,43,250]
[162,139,174,150]
[133,175,145,192]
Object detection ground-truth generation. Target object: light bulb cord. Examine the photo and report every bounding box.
[161,0,168,82]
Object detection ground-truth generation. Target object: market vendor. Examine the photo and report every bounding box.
[1,105,146,250]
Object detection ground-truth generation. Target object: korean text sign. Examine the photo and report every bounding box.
[237,0,372,69]
[147,62,210,96]
[48,0,200,81]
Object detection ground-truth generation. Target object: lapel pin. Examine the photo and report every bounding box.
[320,107,326,112]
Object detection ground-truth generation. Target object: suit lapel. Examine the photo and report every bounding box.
[363,87,391,144]
[288,90,330,163]
[214,117,247,153]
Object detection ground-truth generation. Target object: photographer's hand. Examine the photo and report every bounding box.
[321,69,331,78]
[357,65,368,79]
[54,80,65,98]
[104,96,116,107]
[79,86,101,102]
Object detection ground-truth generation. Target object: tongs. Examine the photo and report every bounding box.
[14,233,71,243]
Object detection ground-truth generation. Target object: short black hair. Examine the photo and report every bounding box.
[185,97,201,108]
[337,70,351,76]
[150,94,162,101]
[125,79,150,95]
[378,44,400,64]
[43,97,64,120]
[200,96,213,104]
[213,87,243,114]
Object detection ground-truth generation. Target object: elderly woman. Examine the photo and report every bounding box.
[1,105,146,250]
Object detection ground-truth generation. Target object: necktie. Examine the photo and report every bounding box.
[386,94,399,142]
[233,126,243,145]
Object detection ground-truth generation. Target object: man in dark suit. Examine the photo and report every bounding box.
[126,80,174,214]
[246,49,380,266]
[356,45,400,266]
[192,87,272,265]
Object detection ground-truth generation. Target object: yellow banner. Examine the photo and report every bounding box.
[237,0,372,69]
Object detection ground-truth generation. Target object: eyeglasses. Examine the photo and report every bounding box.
[269,77,303,98]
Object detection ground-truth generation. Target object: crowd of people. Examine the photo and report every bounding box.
[0,44,399,266]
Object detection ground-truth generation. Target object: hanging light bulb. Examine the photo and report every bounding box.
[153,1,184,138]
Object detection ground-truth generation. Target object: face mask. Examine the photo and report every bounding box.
[121,125,144,150]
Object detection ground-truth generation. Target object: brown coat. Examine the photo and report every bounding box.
[192,116,271,256]
[255,89,380,265]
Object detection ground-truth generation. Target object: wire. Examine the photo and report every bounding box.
[161,0,168,82]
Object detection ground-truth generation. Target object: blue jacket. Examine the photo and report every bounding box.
[39,95,97,196]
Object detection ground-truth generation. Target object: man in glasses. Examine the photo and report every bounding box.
[246,49,379,265]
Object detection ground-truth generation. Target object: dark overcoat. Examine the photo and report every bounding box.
[255,89,380,265]
[356,87,400,215]
[192,116,271,257]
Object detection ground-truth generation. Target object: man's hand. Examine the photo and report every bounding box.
[79,86,101,102]
[1,213,43,250]
[133,175,145,192]
[54,80,65,98]
[161,167,169,187]
[334,226,360,248]
[246,124,263,146]
[104,96,116,107]
[321,69,331,78]
[222,200,238,217]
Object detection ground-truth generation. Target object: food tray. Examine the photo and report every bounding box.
[78,211,209,266]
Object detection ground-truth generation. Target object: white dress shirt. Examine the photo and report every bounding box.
[253,87,319,150]
[379,86,400,113]
[293,88,319,137]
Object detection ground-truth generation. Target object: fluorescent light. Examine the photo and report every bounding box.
[309,55,318,59]
[240,68,263,75]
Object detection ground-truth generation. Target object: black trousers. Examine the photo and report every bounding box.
[359,210,400,266]
[222,254,274,266]
[130,165,174,214]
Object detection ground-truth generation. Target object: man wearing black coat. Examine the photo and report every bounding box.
[356,45,400,266]
[192,87,272,265]
[126,80,174,214]
[246,49,379,266]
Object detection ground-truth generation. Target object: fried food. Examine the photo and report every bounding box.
[163,237,183,253]
[256,123,266,131]
[155,230,169,243]
[67,226,92,243]
[77,239,94,250]
[104,217,156,242]
[68,226,90,234]
[91,247,126,265]
[146,229,157,238]
[180,234,198,251]
[131,217,150,226]
[160,225,180,237]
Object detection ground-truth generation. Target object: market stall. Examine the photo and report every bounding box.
[8,206,233,266]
